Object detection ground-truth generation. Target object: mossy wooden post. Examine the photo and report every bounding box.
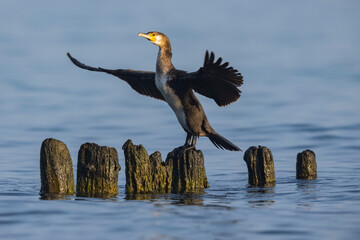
[123,139,209,194]
[123,140,172,193]
[40,138,75,195]
[167,147,209,192]
[243,146,276,186]
[77,143,121,197]
[296,150,317,180]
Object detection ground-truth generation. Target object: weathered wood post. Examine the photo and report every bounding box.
[40,138,75,196]
[296,150,317,180]
[243,146,276,186]
[77,143,121,197]
[166,147,209,192]
[123,140,172,193]
[123,140,209,194]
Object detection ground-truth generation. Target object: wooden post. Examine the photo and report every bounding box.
[123,140,172,193]
[166,146,209,192]
[296,150,317,180]
[40,138,75,196]
[76,143,121,197]
[123,140,209,194]
[243,146,276,186]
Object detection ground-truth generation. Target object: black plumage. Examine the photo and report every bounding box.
[174,51,243,106]
[67,53,165,101]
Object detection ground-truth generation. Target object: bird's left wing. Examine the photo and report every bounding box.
[67,53,165,101]
[175,51,243,106]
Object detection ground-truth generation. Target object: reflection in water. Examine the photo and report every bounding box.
[246,183,276,208]
[39,193,73,200]
[40,192,119,201]
[126,192,204,206]
[296,179,318,210]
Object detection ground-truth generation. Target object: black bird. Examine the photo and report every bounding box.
[67,31,243,151]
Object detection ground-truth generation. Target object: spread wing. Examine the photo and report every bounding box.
[176,51,243,106]
[67,53,165,101]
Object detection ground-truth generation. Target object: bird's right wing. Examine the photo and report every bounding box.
[67,53,165,101]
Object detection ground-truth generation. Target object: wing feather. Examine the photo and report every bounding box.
[67,53,165,101]
[176,51,243,106]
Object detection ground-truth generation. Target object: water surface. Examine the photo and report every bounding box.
[0,1,360,239]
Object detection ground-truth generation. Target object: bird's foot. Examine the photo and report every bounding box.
[177,144,195,158]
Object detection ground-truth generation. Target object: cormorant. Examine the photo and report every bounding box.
[67,31,243,151]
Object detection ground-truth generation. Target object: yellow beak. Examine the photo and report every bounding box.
[138,32,155,42]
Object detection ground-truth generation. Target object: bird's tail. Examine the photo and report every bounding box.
[208,132,241,151]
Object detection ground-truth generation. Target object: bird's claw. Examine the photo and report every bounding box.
[177,144,195,158]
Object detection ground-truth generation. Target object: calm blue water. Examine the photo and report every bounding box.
[1,1,360,239]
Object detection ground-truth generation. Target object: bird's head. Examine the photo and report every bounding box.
[138,31,171,50]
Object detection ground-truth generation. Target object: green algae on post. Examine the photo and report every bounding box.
[76,143,121,197]
[40,138,75,196]
[243,146,276,186]
[123,140,172,193]
[166,146,209,192]
[123,140,209,194]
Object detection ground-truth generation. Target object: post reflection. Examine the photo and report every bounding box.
[39,192,73,200]
[246,183,276,208]
[296,179,318,210]
[125,191,205,206]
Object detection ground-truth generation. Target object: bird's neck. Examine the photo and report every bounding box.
[156,47,174,75]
